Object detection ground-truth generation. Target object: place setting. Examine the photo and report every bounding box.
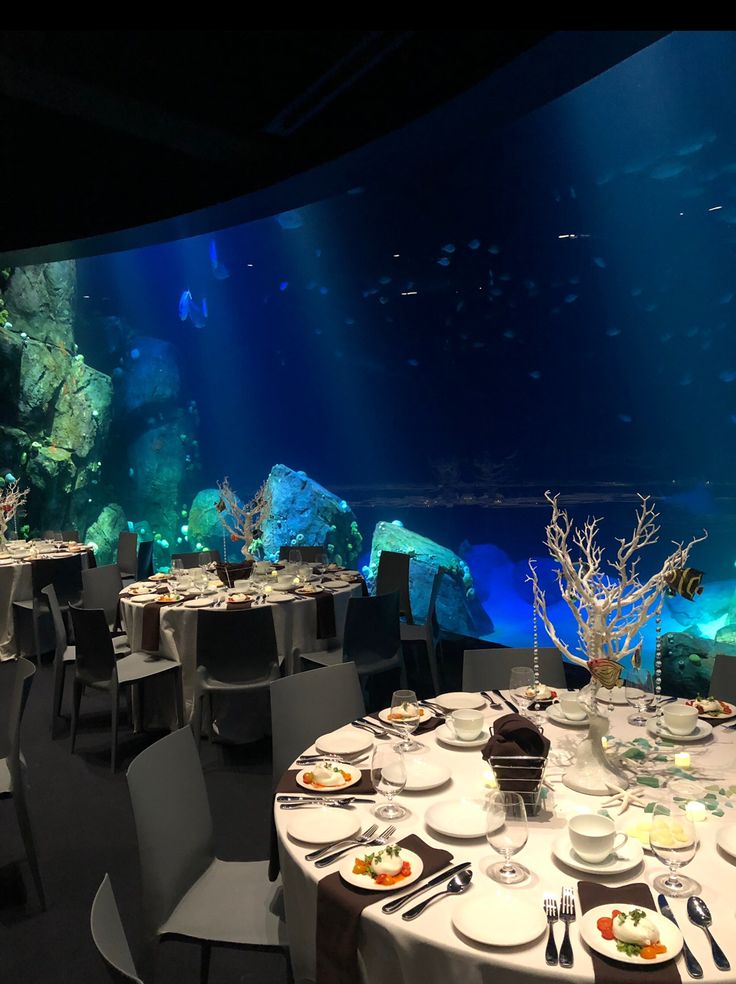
[647,703,715,743]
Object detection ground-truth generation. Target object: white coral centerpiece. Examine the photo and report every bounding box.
[0,480,29,547]
[215,477,272,559]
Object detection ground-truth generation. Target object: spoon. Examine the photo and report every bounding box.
[687,897,731,971]
[401,869,473,920]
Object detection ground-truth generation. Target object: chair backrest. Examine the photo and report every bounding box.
[270,662,366,783]
[278,545,324,562]
[137,541,154,581]
[171,549,220,569]
[69,605,117,686]
[31,554,83,606]
[0,657,35,766]
[90,874,143,983]
[196,607,279,683]
[83,565,124,629]
[343,592,401,668]
[117,532,138,577]
[375,550,413,621]
[42,584,69,667]
[426,566,447,632]
[709,653,736,702]
[126,727,215,936]
[63,529,80,542]
[462,646,567,692]
[43,530,62,540]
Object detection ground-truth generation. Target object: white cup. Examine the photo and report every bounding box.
[448,709,484,741]
[663,704,699,735]
[568,814,628,863]
[554,692,587,721]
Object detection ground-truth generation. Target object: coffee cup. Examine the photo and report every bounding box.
[568,814,627,863]
[447,709,483,741]
[554,692,587,721]
[663,703,698,736]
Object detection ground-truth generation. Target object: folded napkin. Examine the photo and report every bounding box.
[481,713,549,793]
[577,881,682,984]
[140,598,183,652]
[316,834,453,984]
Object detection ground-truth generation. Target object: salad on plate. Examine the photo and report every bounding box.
[352,845,412,886]
[686,695,733,717]
[597,908,667,959]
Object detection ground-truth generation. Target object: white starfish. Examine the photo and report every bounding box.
[601,784,647,814]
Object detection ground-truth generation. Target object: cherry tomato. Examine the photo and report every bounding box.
[640,946,657,959]
[401,862,412,876]
[611,909,621,918]
[597,917,613,933]
[600,928,615,941]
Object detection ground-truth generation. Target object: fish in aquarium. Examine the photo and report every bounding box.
[178,289,208,328]
[209,239,230,280]
[665,567,705,601]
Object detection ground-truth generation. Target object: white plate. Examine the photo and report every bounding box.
[338,846,423,892]
[552,835,645,875]
[580,904,682,965]
[295,586,324,596]
[295,763,361,792]
[684,699,736,721]
[316,729,373,756]
[286,807,361,845]
[716,824,736,861]
[128,593,159,603]
[267,592,293,603]
[403,757,451,791]
[425,798,495,839]
[435,723,490,749]
[452,894,547,947]
[433,692,486,711]
[596,687,631,705]
[546,704,590,728]
[183,597,216,609]
[378,706,434,726]
[646,719,713,742]
[323,580,349,589]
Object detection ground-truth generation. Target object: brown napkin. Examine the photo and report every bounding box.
[481,713,549,793]
[314,591,337,639]
[140,598,181,651]
[577,881,682,984]
[316,834,453,984]
[226,600,253,610]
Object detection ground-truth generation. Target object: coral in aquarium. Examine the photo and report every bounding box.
[216,476,272,559]
[0,479,29,545]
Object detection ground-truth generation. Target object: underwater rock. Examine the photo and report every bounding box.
[256,464,362,568]
[84,503,128,566]
[18,338,67,430]
[665,579,736,628]
[127,412,188,545]
[715,623,736,646]
[0,326,22,421]
[120,336,181,412]
[368,521,493,638]
[660,631,736,697]
[187,488,224,552]
[4,262,76,346]
[50,361,112,459]
[26,445,76,530]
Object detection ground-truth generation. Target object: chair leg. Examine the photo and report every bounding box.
[111,684,120,773]
[12,774,46,910]
[200,941,211,984]
[207,693,215,743]
[70,679,84,753]
[192,692,203,748]
[51,657,66,736]
[125,684,134,728]
[31,606,42,662]
[174,667,184,728]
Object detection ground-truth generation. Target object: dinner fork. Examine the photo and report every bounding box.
[304,824,379,862]
[314,825,397,868]
[543,894,559,965]
[559,887,575,968]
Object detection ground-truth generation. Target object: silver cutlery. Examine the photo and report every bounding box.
[314,825,396,868]
[543,894,559,966]
[351,720,391,740]
[481,691,503,710]
[492,689,519,714]
[687,897,730,971]
[419,700,447,716]
[658,894,703,979]
[277,795,374,804]
[296,753,369,765]
[559,887,575,968]
[304,824,378,862]
[280,801,355,810]
[381,862,472,914]
[401,869,472,920]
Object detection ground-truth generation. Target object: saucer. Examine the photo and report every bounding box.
[435,723,490,748]
[646,719,713,742]
[552,834,644,875]
[546,704,589,728]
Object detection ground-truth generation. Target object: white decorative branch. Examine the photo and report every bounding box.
[0,480,29,541]
[216,477,272,555]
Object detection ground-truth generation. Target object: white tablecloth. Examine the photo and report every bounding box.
[276,700,736,984]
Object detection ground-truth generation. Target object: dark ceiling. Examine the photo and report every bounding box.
[0,30,668,262]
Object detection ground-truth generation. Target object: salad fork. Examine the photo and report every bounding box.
[314,825,397,868]
[559,887,575,968]
[304,824,379,862]
[543,894,559,965]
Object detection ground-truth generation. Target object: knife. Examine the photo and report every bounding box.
[657,894,703,979]
[492,689,519,714]
[381,862,471,914]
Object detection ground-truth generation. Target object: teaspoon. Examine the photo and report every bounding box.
[401,869,473,920]
[687,897,730,971]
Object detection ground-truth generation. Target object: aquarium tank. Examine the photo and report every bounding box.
[0,30,734,694]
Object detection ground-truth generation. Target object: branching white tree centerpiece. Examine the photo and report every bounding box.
[215,477,272,561]
[528,491,706,795]
[0,480,29,549]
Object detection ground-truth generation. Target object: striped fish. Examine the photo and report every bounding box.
[589,657,623,690]
[665,567,704,601]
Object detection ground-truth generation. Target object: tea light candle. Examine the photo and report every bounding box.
[601,737,609,750]
[674,752,691,769]
[685,801,707,822]
[483,769,498,789]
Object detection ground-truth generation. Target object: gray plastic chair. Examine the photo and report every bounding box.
[91,874,143,983]
[375,550,414,621]
[400,566,446,692]
[12,553,83,658]
[709,653,736,702]
[192,607,281,747]
[462,646,567,692]
[83,564,128,639]
[270,661,366,784]
[277,545,325,562]
[126,727,288,984]
[137,541,154,581]
[69,605,183,771]
[0,657,45,908]
[117,532,138,583]
[171,550,220,568]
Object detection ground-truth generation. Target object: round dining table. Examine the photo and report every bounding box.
[275,694,736,984]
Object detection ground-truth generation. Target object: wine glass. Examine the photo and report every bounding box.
[625,664,654,727]
[370,745,408,820]
[509,665,537,721]
[389,689,423,753]
[485,790,529,883]
[288,549,302,566]
[650,803,701,897]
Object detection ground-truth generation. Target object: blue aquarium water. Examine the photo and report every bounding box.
[1,31,735,689]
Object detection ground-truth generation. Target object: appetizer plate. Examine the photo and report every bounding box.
[452,895,547,947]
[149,573,170,582]
[316,728,373,756]
[552,835,644,875]
[378,706,434,725]
[286,807,361,846]
[684,698,736,721]
[433,692,486,711]
[546,704,590,728]
[295,763,361,792]
[403,758,451,791]
[435,723,490,749]
[646,719,713,742]
[128,593,159,604]
[580,905,682,965]
[596,687,634,705]
[267,592,293,603]
[323,580,349,589]
[295,585,324,595]
[155,594,182,604]
[183,597,216,609]
[425,798,498,839]
[715,824,736,861]
[338,847,423,892]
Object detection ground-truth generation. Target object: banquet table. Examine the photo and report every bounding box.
[275,696,736,984]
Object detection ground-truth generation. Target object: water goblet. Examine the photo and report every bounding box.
[650,803,701,897]
[509,665,537,721]
[370,745,408,820]
[625,664,654,727]
[288,549,302,566]
[485,790,529,883]
[389,689,424,753]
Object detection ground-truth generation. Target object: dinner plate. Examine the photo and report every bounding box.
[128,593,159,603]
[580,904,682,965]
[183,597,216,609]
[435,723,490,749]
[286,807,361,845]
[338,846,423,892]
[267,592,294,603]
[546,704,590,728]
[378,706,434,726]
[452,894,547,947]
[295,586,324,596]
[433,692,486,711]
[295,763,361,792]
[403,757,451,791]
[323,580,349,589]
[552,834,645,875]
[646,719,713,742]
[684,698,736,721]
[596,687,632,705]
[316,728,373,756]
[425,798,496,839]
[716,824,736,861]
